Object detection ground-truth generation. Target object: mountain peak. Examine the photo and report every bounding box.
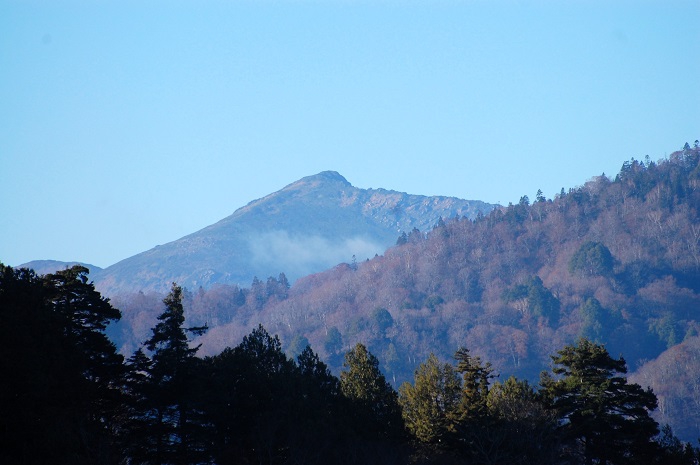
[93,172,496,295]
[303,171,350,185]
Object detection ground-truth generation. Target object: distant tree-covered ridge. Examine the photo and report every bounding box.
[2,265,697,464]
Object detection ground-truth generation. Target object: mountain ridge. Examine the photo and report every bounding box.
[16,260,103,276]
[91,171,496,295]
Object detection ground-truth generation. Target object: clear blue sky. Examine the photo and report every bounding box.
[1,0,698,269]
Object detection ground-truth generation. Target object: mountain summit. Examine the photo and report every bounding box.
[93,172,495,295]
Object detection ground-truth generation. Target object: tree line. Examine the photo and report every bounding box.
[1,263,698,464]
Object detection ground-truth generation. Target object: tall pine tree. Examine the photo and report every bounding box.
[340,343,404,439]
[128,283,207,465]
[542,338,659,465]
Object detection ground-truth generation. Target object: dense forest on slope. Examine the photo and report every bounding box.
[106,145,700,440]
[2,265,697,465]
[69,143,696,446]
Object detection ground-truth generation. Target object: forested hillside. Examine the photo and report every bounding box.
[112,144,700,441]
[2,264,698,464]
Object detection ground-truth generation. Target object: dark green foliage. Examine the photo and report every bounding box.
[542,338,659,465]
[0,265,77,464]
[198,327,405,465]
[485,377,559,465]
[579,297,622,343]
[396,231,408,245]
[266,272,290,300]
[340,343,404,439]
[128,283,208,465]
[324,325,343,356]
[372,307,394,335]
[654,424,699,465]
[423,295,445,311]
[648,312,681,349]
[454,347,494,419]
[291,346,348,464]
[6,265,695,465]
[408,227,424,243]
[122,348,155,461]
[46,266,124,381]
[617,260,661,294]
[464,270,483,303]
[452,347,500,461]
[400,349,560,464]
[0,264,124,465]
[199,325,298,465]
[399,354,462,444]
[286,333,310,358]
[297,345,340,396]
[569,241,615,277]
[503,275,560,324]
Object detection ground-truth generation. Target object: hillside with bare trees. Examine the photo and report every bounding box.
[110,144,700,441]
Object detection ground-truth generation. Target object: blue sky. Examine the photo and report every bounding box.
[1,0,698,269]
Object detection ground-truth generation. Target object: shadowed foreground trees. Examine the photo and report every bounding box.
[398,354,461,444]
[0,264,124,464]
[125,283,209,465]
[2,263,698,465]
[340,343,404,440]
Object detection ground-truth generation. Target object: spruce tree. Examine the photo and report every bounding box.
[340,343,403,439]
[454,346,494,420]
[132,283,207,465]
[453,347,497,461]
[398,353,462,444]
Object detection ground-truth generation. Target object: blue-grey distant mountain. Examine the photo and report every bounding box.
[17,260,103,276]
[93,171,496,295]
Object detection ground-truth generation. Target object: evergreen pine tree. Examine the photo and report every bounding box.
[398,353,462,444]
[340,343,404,439]
[542,338,659,465]
[133,283,208,465]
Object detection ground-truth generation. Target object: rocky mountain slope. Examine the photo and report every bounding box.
[93,171,495,295]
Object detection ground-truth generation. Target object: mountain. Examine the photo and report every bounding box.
[156,147,698,441]
[16,260,103,276]
[93,171,495,295]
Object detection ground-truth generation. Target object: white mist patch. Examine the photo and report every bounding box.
[248,230,386,280]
